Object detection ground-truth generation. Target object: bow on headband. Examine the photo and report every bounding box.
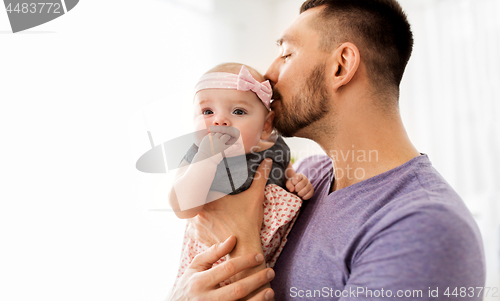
[195,66,272,110]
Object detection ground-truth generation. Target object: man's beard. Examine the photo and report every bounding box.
[273,62,330,137]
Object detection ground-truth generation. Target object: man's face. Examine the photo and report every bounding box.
[265,7,331,138]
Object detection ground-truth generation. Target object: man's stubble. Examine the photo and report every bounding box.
[273,62,330,138]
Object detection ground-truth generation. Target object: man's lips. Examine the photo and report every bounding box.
[271,89,282,110]
[271,97,281,110]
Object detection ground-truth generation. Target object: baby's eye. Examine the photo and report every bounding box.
[233,109,246,115]
[202,109,213,115]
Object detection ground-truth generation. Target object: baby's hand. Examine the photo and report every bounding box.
[198,132,240,163]
[286,173,314,200]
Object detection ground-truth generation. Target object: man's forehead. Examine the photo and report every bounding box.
[277,34,299,46]
[278,6,323,46]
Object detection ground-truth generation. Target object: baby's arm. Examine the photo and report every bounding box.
[285,162,314,200]
[168,158,211,219]
[168,133,236,219]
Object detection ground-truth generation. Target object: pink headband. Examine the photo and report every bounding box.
[194,66,272,110]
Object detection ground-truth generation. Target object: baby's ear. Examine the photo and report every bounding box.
[261,111,275,140]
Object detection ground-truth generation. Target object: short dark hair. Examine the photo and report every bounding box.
[300,0,413,93]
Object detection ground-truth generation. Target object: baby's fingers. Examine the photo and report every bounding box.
[210,133,232,148]
[218,133,232,144]
[299,187,314,200]
[293,176,308,192]
[297,182,314,199]
[286,179,295,192]
[211,132,225,141]
[290,173,304,186]
[224,142,242,154]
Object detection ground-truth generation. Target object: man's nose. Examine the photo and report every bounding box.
[264,57,281,86]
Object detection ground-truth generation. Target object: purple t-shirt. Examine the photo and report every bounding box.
[272,154,485,300]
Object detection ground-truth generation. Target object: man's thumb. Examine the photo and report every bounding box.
[251,158,273,189]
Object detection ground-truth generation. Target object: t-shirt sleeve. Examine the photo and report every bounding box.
[341,204,485,300]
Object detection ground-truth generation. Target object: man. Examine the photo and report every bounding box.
[169,0,485,300]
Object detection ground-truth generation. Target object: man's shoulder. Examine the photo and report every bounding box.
[370,156,475,227]
[351,172,485,285]
[293,154,332,186]
[363,170,483,255]
[294,154,330,168]
[376,190,477,234]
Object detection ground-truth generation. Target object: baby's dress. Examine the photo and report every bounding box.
[175,137,303,286]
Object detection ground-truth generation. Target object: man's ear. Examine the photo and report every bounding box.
[261,110,275,140]
[330,42,360,93]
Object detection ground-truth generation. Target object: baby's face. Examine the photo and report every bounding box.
[193,89,270,154]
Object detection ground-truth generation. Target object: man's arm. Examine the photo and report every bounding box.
[188,159,275,297]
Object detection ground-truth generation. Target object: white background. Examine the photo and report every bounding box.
[1,0,499,300]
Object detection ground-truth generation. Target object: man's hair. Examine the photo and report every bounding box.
[300,0,413,95]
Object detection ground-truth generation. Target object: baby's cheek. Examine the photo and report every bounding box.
[242,134,261,153]
[193,116,208,146]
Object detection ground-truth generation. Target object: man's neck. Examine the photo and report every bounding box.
[313,106,420,193]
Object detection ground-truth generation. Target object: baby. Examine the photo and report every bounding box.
[169,63,314,285]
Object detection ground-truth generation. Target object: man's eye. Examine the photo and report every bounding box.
[233,109,246,115]
[282,53,292,61]
[202,109,213,115]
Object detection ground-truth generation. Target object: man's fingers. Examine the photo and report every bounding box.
[204,252,266,287]
[189,236,236,272]
[248,288,275,301]
[216,268,275,301]
[251,159,273,190]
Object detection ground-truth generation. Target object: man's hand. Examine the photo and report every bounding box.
[187,158,273,255]
[186,159,274,299]
[169,236,275,301]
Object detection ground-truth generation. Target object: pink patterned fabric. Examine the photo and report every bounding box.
[195,66,272,110]
[175,184,302,286]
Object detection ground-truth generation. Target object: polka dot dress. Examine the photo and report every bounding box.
[174,184,302,287]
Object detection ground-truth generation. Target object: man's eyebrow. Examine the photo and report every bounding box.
[276,35,297,46]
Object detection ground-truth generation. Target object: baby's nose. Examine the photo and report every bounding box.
[213,116,229,126]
